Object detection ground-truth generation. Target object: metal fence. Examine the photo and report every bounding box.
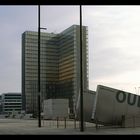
[41,118,80,129]
[41,117,96,129]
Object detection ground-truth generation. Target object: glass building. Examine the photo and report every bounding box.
[22,25,88,116]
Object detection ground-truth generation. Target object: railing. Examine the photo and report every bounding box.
[41,117,80,129]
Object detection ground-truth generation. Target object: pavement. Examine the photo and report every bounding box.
[0,118,140,135]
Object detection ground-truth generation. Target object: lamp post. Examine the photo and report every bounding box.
[80,5,84,132]
[38,4,41,128]
[38,5,47,128]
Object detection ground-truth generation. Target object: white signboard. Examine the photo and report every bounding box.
[76,90,96,122]
[92,85,140,125]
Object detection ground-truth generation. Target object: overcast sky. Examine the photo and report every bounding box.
[1,5,140,94]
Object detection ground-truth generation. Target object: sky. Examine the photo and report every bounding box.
[1,5,140,94]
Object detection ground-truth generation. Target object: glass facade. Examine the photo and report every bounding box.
[22,25,88,115]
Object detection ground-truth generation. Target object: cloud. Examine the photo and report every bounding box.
[41,6,79,33]
[85,6,140,92]
[0,6,37,93]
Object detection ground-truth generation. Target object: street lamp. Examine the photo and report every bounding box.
[79,5,84,132]
[40,27,47,30]
[38,5,47,128]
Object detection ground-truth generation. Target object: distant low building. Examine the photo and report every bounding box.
[1,93,22,115]
[0,95,2,114]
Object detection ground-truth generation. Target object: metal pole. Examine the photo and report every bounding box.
[38,4,41,127]
[80,5,84,132]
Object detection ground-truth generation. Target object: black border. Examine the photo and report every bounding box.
[0,0,139,5]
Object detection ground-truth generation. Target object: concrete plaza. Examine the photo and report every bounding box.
[0,118,140,135]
